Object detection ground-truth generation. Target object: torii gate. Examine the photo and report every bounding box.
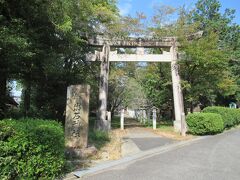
[86,36,187,135]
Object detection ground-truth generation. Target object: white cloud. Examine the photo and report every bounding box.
[119,0,133,16]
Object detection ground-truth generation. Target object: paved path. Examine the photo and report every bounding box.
[123,118,144,128]
[84,129,240,180]
[123,127,175,153]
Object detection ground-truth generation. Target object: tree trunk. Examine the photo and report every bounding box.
[97,44,110,131]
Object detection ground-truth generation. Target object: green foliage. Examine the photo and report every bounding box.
[88,130,110,149]
[135,0,240,115]
[0,119,65,179]
[186,113,224,135]
[175,0,240,109]
[0,0,119,121]
[187,106,240,135]
[108,62,149,115]
[180,33,232,106]
[140,63,172,109]
[202,106,240,128]
[124,78,148,108]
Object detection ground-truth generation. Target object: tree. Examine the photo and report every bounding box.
[181,0,240,108]
[0,0,119,121]
[180,33,230,109]
[132,0,240,114]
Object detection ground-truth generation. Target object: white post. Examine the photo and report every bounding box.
[170,39,185,133]
[140,109,143,123]
[153,107,157,130]
[107,111,111,130]
[143,109,147,124]
[121,108,124,130]
[97,44,110,131]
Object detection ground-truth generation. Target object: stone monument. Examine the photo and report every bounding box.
[65,85,90,149]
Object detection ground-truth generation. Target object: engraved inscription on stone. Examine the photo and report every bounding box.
[65,85,90,148]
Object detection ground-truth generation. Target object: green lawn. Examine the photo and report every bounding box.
[143,119,173,129]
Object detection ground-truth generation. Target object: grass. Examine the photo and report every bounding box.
[157,124,174,131]
[87,116,122,150]
[111,116,121,129]
[143,119,173,129]
[111,116,176,135]
[88,130,110,149]
[88,117,110,149]
[89,117,96,130]
[142,120,193,140]
[157,120,174,131]
[92,129,125,161]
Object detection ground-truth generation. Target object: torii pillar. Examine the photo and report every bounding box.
[170,39,186,134]
[96,44,110,131]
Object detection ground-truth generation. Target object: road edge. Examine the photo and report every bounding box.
[72,136,207,178]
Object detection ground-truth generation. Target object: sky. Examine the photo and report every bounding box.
[118,0,240,24]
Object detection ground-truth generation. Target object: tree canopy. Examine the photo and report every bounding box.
[0,0,239,123]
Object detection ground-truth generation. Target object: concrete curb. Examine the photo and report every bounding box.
[73,136,207,178]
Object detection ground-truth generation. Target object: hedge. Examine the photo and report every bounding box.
[186,113,224,135]
[202,106,240,128]
[0,119,65,180]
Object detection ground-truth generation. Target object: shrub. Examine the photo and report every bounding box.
[0,119,65,180]
[186,113,224,135]
[232,108,240,124]
[202,106,240,128]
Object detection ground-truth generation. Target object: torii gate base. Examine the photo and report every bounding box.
[87,37,187,135]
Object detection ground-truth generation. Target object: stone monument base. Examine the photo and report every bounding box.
[65,146,97,159]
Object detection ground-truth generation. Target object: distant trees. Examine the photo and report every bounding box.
[108,62,148,116]
[179,0,240,110]
[104,0,240,120]
[137,0,240,114]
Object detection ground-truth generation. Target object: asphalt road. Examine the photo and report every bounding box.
[131,137,174,151]
[84,129,240,180]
